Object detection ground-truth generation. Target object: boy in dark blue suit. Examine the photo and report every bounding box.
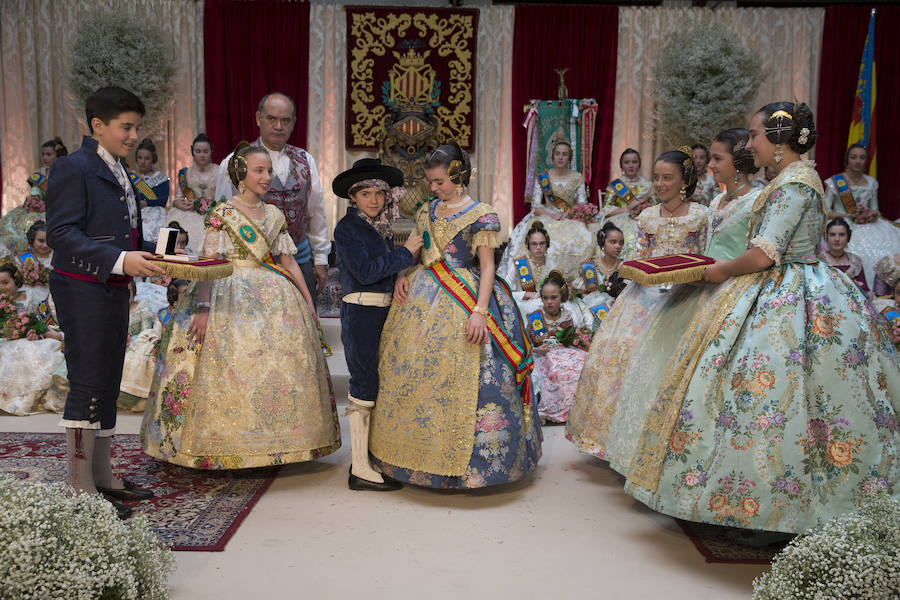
[46,86,163,518]
[332,159,423,491]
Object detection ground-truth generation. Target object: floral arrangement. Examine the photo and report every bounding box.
[0,477,175,599]
[20,259,51,286]
[192,196,220,215]
[629,197,655,220]
[69,9,175,135]
[23,195,45,213]
[656,21,764,146]
[850,205,878,224]
[752,492,900,599]
[566,203,599,223]
[554,325,593,351]
[0,293,47,339]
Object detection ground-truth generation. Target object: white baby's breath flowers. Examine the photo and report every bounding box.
[655,20,764,147]
[752,492,900,599]
[0,477,175,599]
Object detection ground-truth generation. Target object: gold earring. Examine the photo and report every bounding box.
[733,173,740,184]
[238,181,246,194]
[774,144,783,165]
[679,187,687,202]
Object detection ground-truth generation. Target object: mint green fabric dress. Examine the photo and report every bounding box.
[568,189,758,474]
[623,161,900,533]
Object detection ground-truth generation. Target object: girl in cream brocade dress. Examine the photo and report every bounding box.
[141,202,340,469]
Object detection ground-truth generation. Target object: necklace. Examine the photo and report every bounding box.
[825,249,847,262]
[234,196,263,211]
[440,196,468,211]
[844,171,865,186]
[661,200,685,217]
[721,182,750,205]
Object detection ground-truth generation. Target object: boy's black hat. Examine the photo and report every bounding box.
[332,158,403,199]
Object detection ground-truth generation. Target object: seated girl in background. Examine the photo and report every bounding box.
[158,279,188,327]
[571,222,627,329]
[118,280,160,412]
[134,138,170,243]
[167,221,192,254]
[16,221,53,299]
[819,218,870,295]
[528,271,589,424]
[0,262,65,415]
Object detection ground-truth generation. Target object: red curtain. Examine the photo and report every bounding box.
[816,4,900,219]
[203,0,309,163]
[511,4,618,223]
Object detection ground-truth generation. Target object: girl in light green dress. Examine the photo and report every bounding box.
[624,102,900,534]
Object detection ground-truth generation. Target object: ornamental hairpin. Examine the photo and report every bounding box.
[797,128,810,146]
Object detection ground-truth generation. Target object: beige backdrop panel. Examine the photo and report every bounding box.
[0,0,205,215]
[609,7,824,189]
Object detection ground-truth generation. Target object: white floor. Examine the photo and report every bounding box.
[1,319,767,599]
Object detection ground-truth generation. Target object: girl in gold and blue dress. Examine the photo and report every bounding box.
[567,129,761,475]
[134,138,170,243]
[622,102,900,534]
[567,147,708,462]
[371,143,542,489]
[141,143,340,469]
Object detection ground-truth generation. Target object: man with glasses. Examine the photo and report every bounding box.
[215,92,329,301]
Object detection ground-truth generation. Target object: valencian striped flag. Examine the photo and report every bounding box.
[847,9,876,177]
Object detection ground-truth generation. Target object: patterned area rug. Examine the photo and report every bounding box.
[0,432,277,552]
[675,519,790,564]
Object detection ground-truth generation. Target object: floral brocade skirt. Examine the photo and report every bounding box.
[371,264,542,489]
[623,263,900,533]
[141,261,341,469]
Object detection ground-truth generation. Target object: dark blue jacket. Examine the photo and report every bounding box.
[46,136,154,283]
[334,207,414,295]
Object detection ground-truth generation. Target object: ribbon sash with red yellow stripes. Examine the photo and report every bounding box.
[427,261,534,426]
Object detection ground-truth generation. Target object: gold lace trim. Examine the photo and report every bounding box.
[750,235,780,266]
[417,201,496,267]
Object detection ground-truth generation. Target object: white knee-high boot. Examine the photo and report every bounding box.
[346,395,401,491]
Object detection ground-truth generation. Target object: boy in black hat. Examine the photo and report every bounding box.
[332,158,423,491]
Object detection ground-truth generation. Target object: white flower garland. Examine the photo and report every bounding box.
[0,477,175,599]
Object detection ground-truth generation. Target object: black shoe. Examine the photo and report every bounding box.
[96,477,154,501]
[348,466,402,491]
[107,497,133,520]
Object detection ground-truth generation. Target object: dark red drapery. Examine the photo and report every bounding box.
[816,4,900,219]
[511,4,618,223]
[203,0,310,163]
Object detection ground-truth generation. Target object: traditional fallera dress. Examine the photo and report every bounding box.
[600,174,654,261]
[168,164,219,252]
[568,189,758,475]
[371,199,542,489]
[530,308,587,423]
[500,169,594,280]
[118,301,159,412]
[141,202,341,469]
[566,201,708,466]
[15,249,52,302]
[824,173,900,289]
[570,249,620,331]
[621,161,900,534]
[0,189,45,256]
[0,288,65,416]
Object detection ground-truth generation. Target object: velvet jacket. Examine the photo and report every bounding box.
[333,207,414,296]
[46,136,154,283]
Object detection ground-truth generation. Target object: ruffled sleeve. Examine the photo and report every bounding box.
[471,210,501,250]
[749,183,813,266]
[271,228,298,256]
[823,178,842,213]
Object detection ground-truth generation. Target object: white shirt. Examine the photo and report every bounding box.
[96,144,137,276]
[214,140,330,266]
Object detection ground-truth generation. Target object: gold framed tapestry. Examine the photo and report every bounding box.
[345,6,479,151]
